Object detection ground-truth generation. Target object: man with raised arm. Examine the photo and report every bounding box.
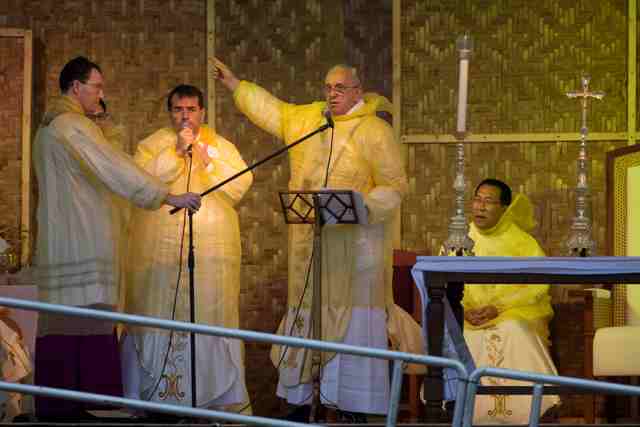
[213,58,423,421]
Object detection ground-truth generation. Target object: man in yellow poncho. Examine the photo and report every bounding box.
[120,85,253,413]
[464,179,559,424]
[32,57,201,421]
[213,58,423,420]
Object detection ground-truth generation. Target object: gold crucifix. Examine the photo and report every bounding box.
[566,74,605,138]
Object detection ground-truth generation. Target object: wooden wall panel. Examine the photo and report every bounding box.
[0,33,25,265]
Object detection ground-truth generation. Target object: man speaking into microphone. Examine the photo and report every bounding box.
[214,59,423,421]
[120,84,253,414]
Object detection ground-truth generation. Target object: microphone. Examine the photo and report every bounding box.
[180,120,193,155]
[323,107,334,128]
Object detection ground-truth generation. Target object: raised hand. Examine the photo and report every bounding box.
[211,57,240,91]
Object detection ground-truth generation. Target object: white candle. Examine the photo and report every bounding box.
[456,57,469,133]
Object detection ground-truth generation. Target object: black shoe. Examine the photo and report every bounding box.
[336,409,367,423]
[284,405,311,422]
[36,411,101,423]
[11,413,36,423]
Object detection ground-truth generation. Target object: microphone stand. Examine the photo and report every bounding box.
[188,208,197,408]
[170,120,333,215]
[184,145,198,409]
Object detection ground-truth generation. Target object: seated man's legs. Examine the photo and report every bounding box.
[465,319,558,424]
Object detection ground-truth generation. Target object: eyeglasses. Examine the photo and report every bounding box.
[81,81,105,91]
[472,196,502,206]
[87,112,110,121]
[323,84,360,95]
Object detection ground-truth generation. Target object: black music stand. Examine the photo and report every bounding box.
[278,189,365,422]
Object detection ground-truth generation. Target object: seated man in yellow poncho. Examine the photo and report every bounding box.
[213,58,423,421]
[464,178,559,424]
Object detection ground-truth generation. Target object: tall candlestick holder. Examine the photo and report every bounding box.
[442,34,475,256]
[565,74,604,257]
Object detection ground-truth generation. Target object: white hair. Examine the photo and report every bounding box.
[326,64,361,86]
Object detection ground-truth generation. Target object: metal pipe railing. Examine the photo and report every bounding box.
[464,366,640,427]
[0,380,312,427]
[0,296,470,427]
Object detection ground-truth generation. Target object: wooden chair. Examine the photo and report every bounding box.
[585,143,640,422]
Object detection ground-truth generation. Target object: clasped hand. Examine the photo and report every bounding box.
[464,305,498,326]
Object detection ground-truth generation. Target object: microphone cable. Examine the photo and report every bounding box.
[240,118,334,413]
[318,122,340,409]
[259,120,339,414]
[323,118,335,188]
[145,145,194,403]
[232,236,315,415]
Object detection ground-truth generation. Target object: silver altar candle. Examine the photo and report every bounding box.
[443,34,475,256]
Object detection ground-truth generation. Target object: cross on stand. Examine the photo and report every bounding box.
[565,74,605,256]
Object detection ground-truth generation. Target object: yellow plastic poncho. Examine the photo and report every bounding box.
[125,125,252,328]
[234,81,423,384]
[124,125,252,403]
[464,194,553,342]
[32,95,168,316]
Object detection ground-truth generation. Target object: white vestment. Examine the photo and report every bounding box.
[466,320,559,424]
[121,126,252,410]
[32,95,168,334]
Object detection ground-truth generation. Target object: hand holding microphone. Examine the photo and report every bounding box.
[177,120,194,157]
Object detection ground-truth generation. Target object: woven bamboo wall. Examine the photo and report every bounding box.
[345,0,393,99]
[214,0,349,414]
[400,0,629,257]
[1,0,634,419]
[0,33,24,263]
[20,0,208,155]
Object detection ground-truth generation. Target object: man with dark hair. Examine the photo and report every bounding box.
[474,178,512,206]
[58,56,102,93]
[120,84,252,413]
[166,84,204,111]
[456,179,559,424]
[32,56,201,421]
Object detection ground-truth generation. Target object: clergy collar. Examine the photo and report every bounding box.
[42,95,85,126]
[346,99,365,115]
